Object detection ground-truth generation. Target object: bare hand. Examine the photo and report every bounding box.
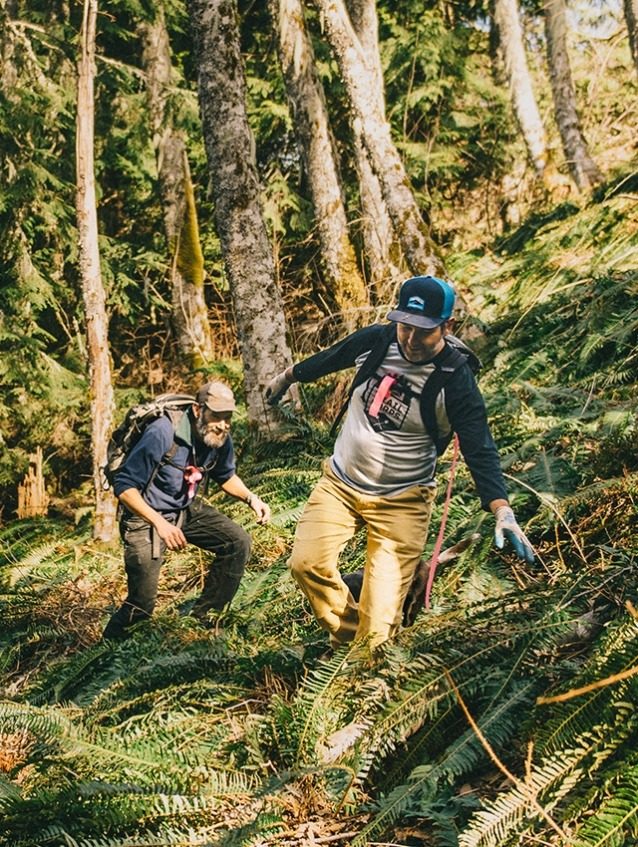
[155,516,188,550]
[249,496,271,525]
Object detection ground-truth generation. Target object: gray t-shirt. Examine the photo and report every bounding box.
[331,342,444,496]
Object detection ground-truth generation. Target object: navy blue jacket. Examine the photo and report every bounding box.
[113,411,236,513]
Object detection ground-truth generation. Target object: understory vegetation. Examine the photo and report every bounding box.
[1,167,637,846]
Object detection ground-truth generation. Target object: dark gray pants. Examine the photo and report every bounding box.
[103,499,251,639]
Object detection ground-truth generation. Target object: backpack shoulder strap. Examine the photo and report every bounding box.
[142,411,187,493]
[420,342,471,455]
[330,323,396,437]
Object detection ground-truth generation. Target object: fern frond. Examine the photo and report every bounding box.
[458,699,638,847]
[573,762,638,847]
[351,680,537,846]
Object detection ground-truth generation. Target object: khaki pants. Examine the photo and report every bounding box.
[289,461,435,648]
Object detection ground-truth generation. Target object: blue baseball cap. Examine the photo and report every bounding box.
[386,275,456,329]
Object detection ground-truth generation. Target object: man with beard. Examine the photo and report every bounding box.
[265,276,534,651]
[103,380,270,640]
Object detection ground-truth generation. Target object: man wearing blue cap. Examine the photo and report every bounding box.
[265,276,534,649]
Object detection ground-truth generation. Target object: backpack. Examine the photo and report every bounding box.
[101,393,196,491]
[330,325,481,454]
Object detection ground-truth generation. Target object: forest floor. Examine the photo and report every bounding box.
[1,166,638,846]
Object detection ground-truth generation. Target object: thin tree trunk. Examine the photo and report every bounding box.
[76,0,116,541]
[346,0,405,305]
[270,0,368,327]
[139,9,215,369]
[187,0,295,429]
[0,0,18,93]
[312,0,445,277]
[624,0,638,78]
[491,0,548,178]
[543,0,601,190]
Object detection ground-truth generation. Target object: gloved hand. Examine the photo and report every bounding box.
[494,505,535,564]
[265,368,295,406]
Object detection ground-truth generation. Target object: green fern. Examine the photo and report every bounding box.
[351,680,537,846]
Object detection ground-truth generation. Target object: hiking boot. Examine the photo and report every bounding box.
[402,559,430,627]
[341,569,364,602]
[102,619,131,641]
[340,562,431,627]
[191,600,223,631]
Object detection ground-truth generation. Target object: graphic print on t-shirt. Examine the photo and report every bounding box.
[363,373,415,432]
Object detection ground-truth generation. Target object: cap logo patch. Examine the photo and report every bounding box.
[407,295,425,311]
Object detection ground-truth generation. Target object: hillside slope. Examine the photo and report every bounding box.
[1,171,637,846]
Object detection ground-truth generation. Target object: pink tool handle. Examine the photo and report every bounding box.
[368,374,397,418]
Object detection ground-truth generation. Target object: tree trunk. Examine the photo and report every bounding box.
[138,9,215,369]
[76,0,116,541]
[270,0,368,327]
[346,0,405,305]
[312,0,445,277]
[187,0,294,429]
[625,0,638,78]
[491,0,548,178]
[0,0,18,93]
[543,0,601,190]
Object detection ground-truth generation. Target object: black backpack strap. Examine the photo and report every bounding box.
[330,323,397,437]
[142,408,187,495]
[199,453,220,496]
[420,344,468,454]
[143,441,182,495]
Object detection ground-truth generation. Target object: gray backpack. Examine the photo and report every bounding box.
[101,393,194,490]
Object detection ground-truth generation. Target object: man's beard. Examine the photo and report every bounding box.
[195,418,229,449]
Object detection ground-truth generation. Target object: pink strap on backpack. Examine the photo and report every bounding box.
[424,433,460,609]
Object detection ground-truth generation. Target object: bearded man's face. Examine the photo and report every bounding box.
[195,407,232,448]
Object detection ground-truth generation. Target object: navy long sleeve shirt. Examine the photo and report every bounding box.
[292,323,508,509]
[113,411,236,513]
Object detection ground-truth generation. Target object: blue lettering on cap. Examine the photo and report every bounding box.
[407,296,425,311]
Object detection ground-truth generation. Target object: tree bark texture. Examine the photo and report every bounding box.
[313,0,445,277]
[139,10,215,369]
[543,0,601,190]
[491,0,548,178]
[0,1,18,94]
[187,0,294,429]
[271,0,368,326]
[1,0,48,92]
[346,0,405,305]
[625,0,638,78]
[76,0,116,541]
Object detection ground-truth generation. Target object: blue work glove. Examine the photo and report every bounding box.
[265,368,295,406]
[494,505,535,564]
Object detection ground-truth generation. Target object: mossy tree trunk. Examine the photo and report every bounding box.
[543,0,601,190]
[270,0,368,328]
[312,0,445,278]
[76,0,116,541]
[187,0,294,429]
[139,9,215,370]
[346,0,406,306]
